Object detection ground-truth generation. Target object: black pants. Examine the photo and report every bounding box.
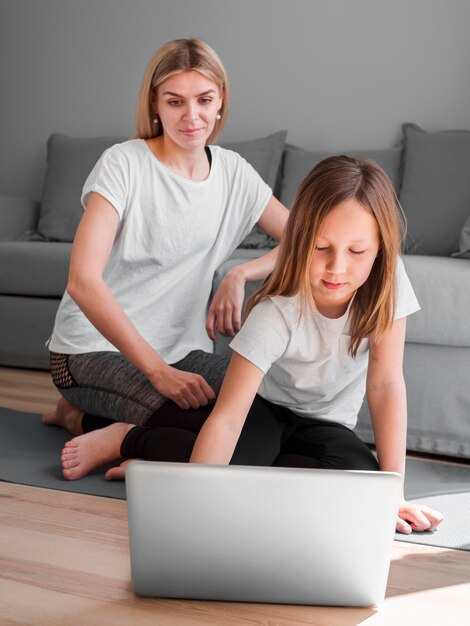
[118,394,379,471]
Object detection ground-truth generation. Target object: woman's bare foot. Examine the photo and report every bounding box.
[42,397,84,436]
[61,422,135,480]
[105,459,137,481]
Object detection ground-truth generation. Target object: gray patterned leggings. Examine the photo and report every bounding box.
[50,350,229,427]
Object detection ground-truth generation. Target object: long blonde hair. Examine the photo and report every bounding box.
[246,155,405,357]
[134,38,229,144]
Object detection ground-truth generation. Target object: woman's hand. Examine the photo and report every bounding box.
[206,268,246,341]
[396,497,444,534]
[150,365,216,409]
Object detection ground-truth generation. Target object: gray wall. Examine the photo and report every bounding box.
[1,0,470,200]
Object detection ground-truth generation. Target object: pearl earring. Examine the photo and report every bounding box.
[216,112,221,120]
[153,116,159,125]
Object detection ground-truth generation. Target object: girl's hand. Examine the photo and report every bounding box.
[206,268,246,341]
[396,498,444,534]
[150,365,216,410]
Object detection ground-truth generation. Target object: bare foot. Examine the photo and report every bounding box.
[42,397,84,436]
[105,459,138,481]
[61,422,135,480]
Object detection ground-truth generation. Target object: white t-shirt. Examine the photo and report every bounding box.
[230,257,420,429]
[48,139,272,362]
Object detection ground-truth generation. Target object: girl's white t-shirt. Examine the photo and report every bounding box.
[230,257,420,429]
[48,139,271,363]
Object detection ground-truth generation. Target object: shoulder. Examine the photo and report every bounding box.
[246,295,300,329]
[210,144,257,175]
[267,294,302,324]
[100,138,145,163]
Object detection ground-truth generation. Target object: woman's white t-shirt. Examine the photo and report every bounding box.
[48,139,271,363]
[230,257,420,429]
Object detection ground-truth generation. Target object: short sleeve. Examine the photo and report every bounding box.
[239,158,273,233]
[216,147,272,242]
[395,256,420,320]
[81,144,129,218]
[229,299,289,374]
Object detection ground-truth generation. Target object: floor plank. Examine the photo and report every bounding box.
[0,366,59,413]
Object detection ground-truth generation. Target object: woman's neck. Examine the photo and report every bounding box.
[146,136,210,181]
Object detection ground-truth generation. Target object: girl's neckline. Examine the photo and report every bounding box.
[309,292,356,324]
[141,139,214,183]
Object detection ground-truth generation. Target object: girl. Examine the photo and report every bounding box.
[60,156,443,534]
[43,38,288,437]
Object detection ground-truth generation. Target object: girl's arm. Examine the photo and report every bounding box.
[190,352,265,464]
[206,196,288,340]
[67,192,215,410]
[367,317,443,534]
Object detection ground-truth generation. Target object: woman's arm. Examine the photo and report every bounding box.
[67,192,215,409]
[190,352,265,464]
[367,317,443,533]
[206,196,288,340]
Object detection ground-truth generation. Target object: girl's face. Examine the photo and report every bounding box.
[153,70,222,152]
[309,198,380,318]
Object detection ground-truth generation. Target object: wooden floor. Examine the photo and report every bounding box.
[1,366,470,626]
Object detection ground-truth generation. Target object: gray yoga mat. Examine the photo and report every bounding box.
[1,407,469,551]
[0,406,126,499]
[395,492,470,551]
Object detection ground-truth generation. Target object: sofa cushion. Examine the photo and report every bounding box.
[0,196,40,241]
[223,131,287,248]
[38,134,126,241]
[36,131,287,246]
[0,241,71,296]
[280,145,402,208]
[452,214,470,259]
[399,123,470,256]
[402,254,470,347]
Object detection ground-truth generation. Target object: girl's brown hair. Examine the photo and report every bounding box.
[134,38,229,144]
[246,155,405,357]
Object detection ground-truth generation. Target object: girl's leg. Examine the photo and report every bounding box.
[119,395,290,466]
[60,395,291,481]
[275,417,379,471]
[46,350,230,432]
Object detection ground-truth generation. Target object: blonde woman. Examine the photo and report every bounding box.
[61,156,443,535]
[44,39,288,437]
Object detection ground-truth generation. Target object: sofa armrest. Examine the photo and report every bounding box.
[0,195,40,240]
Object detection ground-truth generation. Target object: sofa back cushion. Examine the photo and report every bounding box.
[280,145,402,209]
[222,131,287,248]
[452,215,470,259]
[399,123,470,256]
[38,134,126,241]
[37,131,287,245]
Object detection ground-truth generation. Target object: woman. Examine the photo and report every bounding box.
[43,38,288,437]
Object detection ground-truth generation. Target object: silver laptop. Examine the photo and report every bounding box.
[125,461,401,607]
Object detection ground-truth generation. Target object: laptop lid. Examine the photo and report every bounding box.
[126,461,401,607]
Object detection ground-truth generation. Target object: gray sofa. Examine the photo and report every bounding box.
[1,125,469,459]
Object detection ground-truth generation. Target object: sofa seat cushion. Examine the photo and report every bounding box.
[0,242,71,297]
[214,251,470,350]
[403,254,470,347]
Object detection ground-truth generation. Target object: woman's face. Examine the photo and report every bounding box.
[154,70,222,151]
[308,198,380,318]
